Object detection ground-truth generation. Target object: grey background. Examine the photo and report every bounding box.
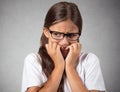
[0,0,120,92]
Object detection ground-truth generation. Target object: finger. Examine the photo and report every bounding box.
[71,43,77,51]
[69,45,74,52]
[77,43,80,49]
[66,46,70,50]
[77,43,82,55]
[49,40,52,48]
[57,44,60,51]
[78,43,82,50]
[45,44,48,51]
[75,42,81,49]
[53,42,57,49]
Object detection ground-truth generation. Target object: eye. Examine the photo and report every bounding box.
[52,32,63,37]
[67,33,77,38]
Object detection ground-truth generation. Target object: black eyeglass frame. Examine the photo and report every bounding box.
[48,28,81,41]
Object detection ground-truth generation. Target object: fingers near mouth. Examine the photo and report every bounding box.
[60,47,69,59]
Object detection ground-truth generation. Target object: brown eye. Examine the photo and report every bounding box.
[66,33,80,41]
[52,32,63,37]
[67,33,77,38]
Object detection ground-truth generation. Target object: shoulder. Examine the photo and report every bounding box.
[24,53,42,67]
[79,52,100,67]
[79,53,106,90]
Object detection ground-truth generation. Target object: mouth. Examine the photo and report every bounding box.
[60,47,69,59]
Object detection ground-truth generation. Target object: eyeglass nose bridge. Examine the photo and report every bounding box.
[62,33,73,39]
[63,33,69,38]
[60,34,71,43]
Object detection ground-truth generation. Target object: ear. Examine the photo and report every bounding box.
[43,27,50,38]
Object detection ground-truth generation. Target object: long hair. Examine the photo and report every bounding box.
[38,2,82,92]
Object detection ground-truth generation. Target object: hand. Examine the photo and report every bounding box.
[65,43,82,67]
[45,41,65,67]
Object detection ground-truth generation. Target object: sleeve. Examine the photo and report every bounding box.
[84,53,106,91]
[21,53,47,92]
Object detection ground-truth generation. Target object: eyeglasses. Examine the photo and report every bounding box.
[48,29,80,41]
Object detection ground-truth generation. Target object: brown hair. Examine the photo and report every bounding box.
[38,1,82,92]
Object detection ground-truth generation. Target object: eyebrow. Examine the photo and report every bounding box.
[48,29,79,34]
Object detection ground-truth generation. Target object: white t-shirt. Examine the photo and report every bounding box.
[21,52,106,92]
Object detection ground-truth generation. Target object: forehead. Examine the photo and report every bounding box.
[49,19,79,33]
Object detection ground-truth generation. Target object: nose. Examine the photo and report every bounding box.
[59,36,70,46]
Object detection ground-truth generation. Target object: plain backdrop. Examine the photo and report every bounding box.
[0,0,120,92]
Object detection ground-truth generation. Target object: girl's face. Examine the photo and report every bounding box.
[43,19,80,58]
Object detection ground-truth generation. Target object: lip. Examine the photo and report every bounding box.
[60,47,69,59]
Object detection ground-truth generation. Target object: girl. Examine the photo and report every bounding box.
[21,1,106,92]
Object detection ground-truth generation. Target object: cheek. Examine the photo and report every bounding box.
[49,37,60,43]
